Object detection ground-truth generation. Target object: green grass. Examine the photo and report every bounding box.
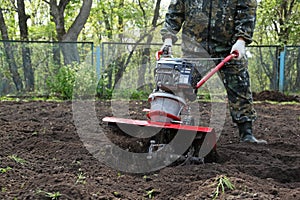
[254,100,300,105]
[37,189,61,200]
[0,95,64,102]
[0,167,12,173]
[212,175,235,200]
[145,189,155,199]
[75,169,86,185]
[8,155,27,165]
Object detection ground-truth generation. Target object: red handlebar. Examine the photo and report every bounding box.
[196,53,238,89]
[156,45,172,60]
[156,50,163,61]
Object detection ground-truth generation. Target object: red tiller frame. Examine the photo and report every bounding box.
[102,52,238,133]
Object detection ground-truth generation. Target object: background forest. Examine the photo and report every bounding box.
[0,0,299,99]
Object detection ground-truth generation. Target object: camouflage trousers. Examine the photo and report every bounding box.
[218,57,257,123]
[183,50,257,124]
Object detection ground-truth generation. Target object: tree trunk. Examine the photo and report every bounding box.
[0,8,23,92]
[113,56,127,89]
[272,48,280,91]
[294,47,300,92]
[17,0,34,91]
[138,47,150,88]
[60,42,80,65]
[137,0,161,88]
[49,0,92,65]
[21,44,34,91]
[52,43,61,67]
[113,0,125,87]
[3,42,24,92]
[101,4,113,89]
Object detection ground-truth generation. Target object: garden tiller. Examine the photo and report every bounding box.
[103,48,237,164]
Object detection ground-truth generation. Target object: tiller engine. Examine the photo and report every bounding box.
[103,49,236,165]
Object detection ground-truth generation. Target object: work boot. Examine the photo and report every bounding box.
[238,121,267,144]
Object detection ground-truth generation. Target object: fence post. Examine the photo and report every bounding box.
[96,46,101,81]
[279,47,286,92]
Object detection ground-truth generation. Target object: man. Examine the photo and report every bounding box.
[160,0,267,144]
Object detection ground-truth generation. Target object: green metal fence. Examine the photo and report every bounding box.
[0,40,93,97]
[100,42,300,94]
[248,45,300,93]
[0,41,299,98]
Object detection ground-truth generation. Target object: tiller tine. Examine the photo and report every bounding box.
[102,116,218,164]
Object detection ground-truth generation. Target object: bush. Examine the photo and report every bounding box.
[96,79,113,100]
[47,65,75,99]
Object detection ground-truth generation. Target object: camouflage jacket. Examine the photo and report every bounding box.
[161,0,257,54]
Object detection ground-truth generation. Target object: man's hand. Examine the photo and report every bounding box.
[230,39,246,60]
[161,38,172,56]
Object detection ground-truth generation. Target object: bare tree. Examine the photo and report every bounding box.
[295,48,300,91]
[43,0,93,65]
[17,0,34,91]
[113,0,163,89]
[137,0,161,88]
[0,8,24,92]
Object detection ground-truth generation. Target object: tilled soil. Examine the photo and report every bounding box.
[0,91,299,199]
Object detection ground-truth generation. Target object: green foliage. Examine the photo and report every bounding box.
[212,175,235,200]
[130,90,149,100]
[47,62,99,100]
[0,2,17,40]
[111,88,150,100]
[8,155,27,165]
[75,169,86,185]
[26,0,57,40]
[29,23,56,41]
[247,47,275,92]
[1,0,298,45]
[1,0,299,98]
[96,78,113,99]
[72,63,98,100]
[254,0,300,45]
[197,91,212,101]
[145,189,155,199]
[89,0,161,43]
[0,166,12,173]
[36,189,61,200]
[96,82,150,100]
[1,187,7,193]
[112,191,121,198]
[47,65,76,100]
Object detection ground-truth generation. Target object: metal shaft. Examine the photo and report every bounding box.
[196,53,237,89]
